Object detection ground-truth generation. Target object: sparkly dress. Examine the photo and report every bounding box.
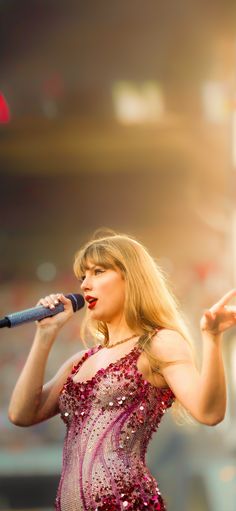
[56,344,175,511]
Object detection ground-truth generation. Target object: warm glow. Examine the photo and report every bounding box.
[202,81,229,124]
[232,109,236,168]
[112,81,165,124]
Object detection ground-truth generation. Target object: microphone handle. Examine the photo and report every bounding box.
[0,293,83,328]
[4,302,65,328]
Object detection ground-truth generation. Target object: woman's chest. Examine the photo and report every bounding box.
[59,353,151,425]
[72,348,119,384]
[71,348,168,393]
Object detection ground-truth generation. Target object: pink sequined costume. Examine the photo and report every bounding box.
[56,344,175,511]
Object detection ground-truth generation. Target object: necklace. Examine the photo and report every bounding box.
[105,333,137,349]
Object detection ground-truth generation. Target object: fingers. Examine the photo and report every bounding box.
[210,289,236,313]
[38,293,64,310]
[203,309,216,320]
[224,305,236,313]
[56,293,71,306]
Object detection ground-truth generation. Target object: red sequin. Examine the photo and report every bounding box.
[56,345,175,510]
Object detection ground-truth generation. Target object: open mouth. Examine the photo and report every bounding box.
[85,296,98,309]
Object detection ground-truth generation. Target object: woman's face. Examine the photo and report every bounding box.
[80,260,126,323]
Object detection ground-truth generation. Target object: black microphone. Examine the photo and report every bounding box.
[0,293,85,328]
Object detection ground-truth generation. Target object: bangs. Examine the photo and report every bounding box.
[74,242,120,278]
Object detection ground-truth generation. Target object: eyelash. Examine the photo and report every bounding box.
[95,268,104,275]
[80,268,104,281]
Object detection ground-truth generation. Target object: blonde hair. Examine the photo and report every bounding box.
[74,231,195,422]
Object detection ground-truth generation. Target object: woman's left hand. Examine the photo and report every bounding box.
[200,289,236,336]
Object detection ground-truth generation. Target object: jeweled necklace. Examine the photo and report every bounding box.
[105,333,137,349]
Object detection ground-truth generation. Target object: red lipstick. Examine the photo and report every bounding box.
[88,301,97,310]
[85,295,98,310]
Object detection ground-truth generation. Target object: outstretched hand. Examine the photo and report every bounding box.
[200,289,236,336]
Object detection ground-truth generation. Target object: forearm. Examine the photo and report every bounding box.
[197,331,226,424]
[8,329,57,426]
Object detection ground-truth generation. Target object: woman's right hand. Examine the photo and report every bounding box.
[36,293,74,333]
[9,293,79,427]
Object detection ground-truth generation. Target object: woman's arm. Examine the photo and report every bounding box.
[151,289,236,425]
[151,329,226,425]
[8,293,82,427]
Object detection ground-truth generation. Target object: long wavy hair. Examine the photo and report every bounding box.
[74,231,196,421]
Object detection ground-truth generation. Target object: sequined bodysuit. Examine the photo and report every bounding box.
[56,344,175,511]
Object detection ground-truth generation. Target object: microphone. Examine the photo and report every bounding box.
[0,293,85,328]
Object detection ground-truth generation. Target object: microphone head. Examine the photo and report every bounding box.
[67,293,85,312]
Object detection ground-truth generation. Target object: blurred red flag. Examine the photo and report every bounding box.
[0,93,10,123]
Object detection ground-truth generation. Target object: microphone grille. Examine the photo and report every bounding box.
[67,293,85,312]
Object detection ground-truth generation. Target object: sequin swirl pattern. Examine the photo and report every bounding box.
[56,345,175,511]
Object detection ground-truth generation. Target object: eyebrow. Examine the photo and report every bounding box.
[83,263,104,271]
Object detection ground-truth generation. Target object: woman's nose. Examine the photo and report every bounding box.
[81,276,92,291]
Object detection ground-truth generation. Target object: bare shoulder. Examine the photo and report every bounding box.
[149,329,193,364]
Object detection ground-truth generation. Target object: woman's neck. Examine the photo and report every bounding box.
[106,320,137,345]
